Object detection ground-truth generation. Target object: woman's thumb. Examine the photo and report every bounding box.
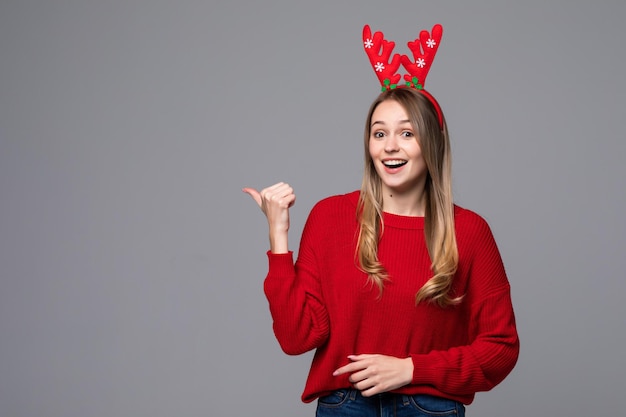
[242,187,262,207]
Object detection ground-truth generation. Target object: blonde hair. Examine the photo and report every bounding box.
[356,88,461,307]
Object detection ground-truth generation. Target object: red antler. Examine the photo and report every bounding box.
[400,24,443,88]
[363,25,402,91]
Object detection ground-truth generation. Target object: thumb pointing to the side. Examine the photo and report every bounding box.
[242,187,262,208]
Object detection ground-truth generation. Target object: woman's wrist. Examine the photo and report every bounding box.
[269,231,289,254]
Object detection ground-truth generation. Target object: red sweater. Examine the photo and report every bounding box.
[264,191,519,404]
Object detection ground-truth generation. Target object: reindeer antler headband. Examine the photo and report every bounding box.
[363,24,444,129]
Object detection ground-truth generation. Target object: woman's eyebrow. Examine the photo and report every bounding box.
[371,119,411,127]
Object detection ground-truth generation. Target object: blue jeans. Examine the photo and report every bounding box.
[316,389,465,417]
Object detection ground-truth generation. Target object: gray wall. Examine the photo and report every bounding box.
[1,0,624,415]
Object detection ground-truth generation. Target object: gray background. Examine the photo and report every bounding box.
[1,0,624,416]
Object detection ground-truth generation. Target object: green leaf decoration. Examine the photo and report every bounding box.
[409,76,424,90]
[381,78,395,91]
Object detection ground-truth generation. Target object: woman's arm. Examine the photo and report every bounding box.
[244,183,330,354]
[406,216,519,395]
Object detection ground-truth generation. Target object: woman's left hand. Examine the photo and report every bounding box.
[333,354,414,397]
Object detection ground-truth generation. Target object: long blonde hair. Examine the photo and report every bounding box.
[356,88,461,307]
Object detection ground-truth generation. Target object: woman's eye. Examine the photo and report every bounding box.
[401,131,414,138]
[373,132,384,138]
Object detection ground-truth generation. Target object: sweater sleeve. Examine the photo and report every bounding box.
[410,215,520,395]
[263,203,330,355]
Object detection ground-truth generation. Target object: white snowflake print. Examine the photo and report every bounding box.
[375,62,385,72]
[416,58,426,68]
[364,39,374,48]
[426,38,437,48]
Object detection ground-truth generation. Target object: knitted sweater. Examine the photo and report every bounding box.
[264,191,519,404]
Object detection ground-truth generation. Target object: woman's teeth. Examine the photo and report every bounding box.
[383,160,408,168]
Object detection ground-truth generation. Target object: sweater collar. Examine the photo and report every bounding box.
[382,211,425,230]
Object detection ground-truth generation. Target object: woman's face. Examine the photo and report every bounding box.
[368,99,427,196]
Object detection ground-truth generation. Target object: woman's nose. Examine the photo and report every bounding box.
[384,135,399,152]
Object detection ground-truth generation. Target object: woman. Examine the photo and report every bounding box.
[243,25,518,416]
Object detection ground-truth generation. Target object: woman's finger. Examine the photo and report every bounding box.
[242,187,262,207]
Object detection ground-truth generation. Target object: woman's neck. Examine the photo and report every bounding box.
[381,186,426,217]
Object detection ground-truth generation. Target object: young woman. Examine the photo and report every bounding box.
[243,25,518,417]
[243,87,519,416]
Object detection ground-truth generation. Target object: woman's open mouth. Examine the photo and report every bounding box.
[382,160,408,169]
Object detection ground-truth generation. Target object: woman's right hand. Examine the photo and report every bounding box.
[242,182,296,253]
